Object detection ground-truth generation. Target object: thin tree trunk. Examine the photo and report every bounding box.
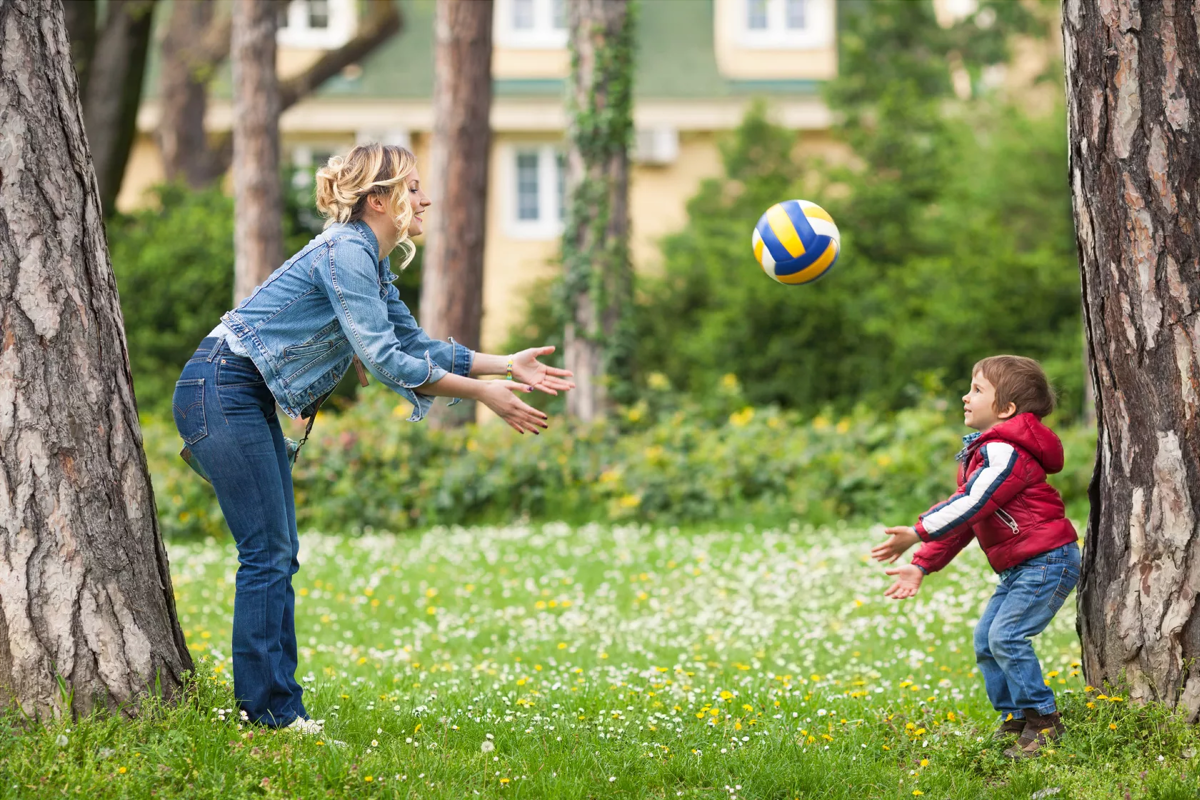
[0,0,192,721]
[62,0,96,94]
[82,0,157,216]
[563,0,635,422]
[421,0,493,428]
[231,0,284,303]
[1064,0,1200,718]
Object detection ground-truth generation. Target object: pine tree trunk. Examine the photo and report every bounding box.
[563,0,634,422]
[231,0,284,303]
[0,0,192,721]
[1064,0,1200,718]
[420,0,493,428]
[81,0,157,216]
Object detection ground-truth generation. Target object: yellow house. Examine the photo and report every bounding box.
[123,0,840,353]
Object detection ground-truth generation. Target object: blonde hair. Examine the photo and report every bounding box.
[314,143,419,269]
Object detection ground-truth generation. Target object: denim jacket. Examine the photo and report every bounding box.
[220,220,473,421]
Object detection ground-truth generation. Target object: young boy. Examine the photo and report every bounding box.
[870,355,1080,760]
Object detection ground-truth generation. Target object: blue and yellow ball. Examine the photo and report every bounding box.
[752,199,840,285]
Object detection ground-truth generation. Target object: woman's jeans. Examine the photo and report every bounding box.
[974,542,1081,719]
[173,338,306,727]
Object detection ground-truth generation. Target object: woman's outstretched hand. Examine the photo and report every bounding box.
[480,380,550,435]
[512,346,576,395]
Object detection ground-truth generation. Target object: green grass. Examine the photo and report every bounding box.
[2,524,1197,799]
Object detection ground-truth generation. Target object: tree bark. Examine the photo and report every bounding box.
[1064,0,1200,718]
[157,0,401,190]
[0,0,192,721]
[421,0,493,428]
[82,0,157,216]
[563,0,634,422]
[231,0,285,303]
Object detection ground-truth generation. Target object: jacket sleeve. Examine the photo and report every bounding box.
[915,442,1027,542]
[911,527,974,574]
[383,282,474,405]
[319,239,447,421]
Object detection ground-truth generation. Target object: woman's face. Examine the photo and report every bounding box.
[404,168,432,237]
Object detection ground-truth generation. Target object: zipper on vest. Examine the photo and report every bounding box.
[996,508,1019,535]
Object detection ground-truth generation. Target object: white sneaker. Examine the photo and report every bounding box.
[285,716,325,734]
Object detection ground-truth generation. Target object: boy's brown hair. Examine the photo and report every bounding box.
[973,355,1056,419]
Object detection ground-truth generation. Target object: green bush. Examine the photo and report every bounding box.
[145,384,1095,540]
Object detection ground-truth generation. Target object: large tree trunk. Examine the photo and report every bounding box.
[1065,0,1200,718]
[231,0,285,303]
[563,0,635,422]
[157,0,401,190]
[420,0,493,428]
[81,0,157,216]
[0,0,192,721]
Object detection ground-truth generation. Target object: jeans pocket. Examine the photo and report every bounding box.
[1053,564,1080,602]
[173,378,208,444]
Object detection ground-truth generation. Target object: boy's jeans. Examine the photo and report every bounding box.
[974,542,1081,719]
[173,338,306,727]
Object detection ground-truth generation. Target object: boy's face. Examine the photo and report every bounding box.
[962,371,1014,431]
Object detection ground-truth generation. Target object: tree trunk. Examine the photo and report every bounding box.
[231,0,284,303]
[1064,0,1200,718]
[82,0,157,216]
[62,0,96,94]
[0,0,192,721]
[156,0,232,189]
[563,0,635,422]
[157,0,401,190]
[421,0,493,428]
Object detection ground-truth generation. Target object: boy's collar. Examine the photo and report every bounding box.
[956,431,982,462]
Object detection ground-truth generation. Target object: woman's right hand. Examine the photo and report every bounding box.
[480,380,549,434]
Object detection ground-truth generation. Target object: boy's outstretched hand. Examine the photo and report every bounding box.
[883,564,924,600]
[870,526,921,564]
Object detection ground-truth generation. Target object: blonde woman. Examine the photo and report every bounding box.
[172,143,573,733]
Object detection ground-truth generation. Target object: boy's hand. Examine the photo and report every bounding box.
[883,564,924,600]
[870,526,921,564]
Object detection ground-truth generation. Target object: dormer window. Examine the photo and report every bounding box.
[277,0,355,49]
[496,0,568,49]
[740,0,829,48]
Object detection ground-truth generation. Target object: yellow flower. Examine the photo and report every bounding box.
[647,372,670,391]
[913,791,924,797]
[1084,685,1096,692]
[618,494,641,509]
[920,759,929,767]
[729,407,755,427]
[364,776,373,782]
[836,418,851,434]
[721,373,739,390]
[118,767,127,775]
[1109,723,1117,730]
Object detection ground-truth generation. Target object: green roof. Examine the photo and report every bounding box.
[146,0,821,103]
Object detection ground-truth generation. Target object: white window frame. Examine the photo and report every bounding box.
[503,144,566,240]
[289,143,346,189]
[277,0,356,50]
[495,0,568,50]
[738,0,832,50]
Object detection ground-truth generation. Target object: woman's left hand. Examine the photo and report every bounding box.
[512,346,575,395]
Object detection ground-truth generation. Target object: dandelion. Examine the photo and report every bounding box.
[481,741,495,753]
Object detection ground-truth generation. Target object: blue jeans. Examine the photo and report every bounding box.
[173,338,306,727]
[974,542,1080,719]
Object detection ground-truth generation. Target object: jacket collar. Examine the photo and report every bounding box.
[347,219,382,263]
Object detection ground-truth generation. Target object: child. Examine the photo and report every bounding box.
[870,355,1080,759]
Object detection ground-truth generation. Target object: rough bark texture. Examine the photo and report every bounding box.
[231,0,284,303]
[157,0,400,190]
[0,0,192,721]
[1064,0,1200,718]
[420,0,493,428]
[156,0,232,188]
[563,0,633,422]
[81,0,157,215]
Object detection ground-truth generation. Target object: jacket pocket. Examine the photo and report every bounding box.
[995,508,1020,536]
[172,379,208,445]
[283,340,336,362]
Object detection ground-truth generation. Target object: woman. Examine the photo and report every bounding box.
[172,143,573,733]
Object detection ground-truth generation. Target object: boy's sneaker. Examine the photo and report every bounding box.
[992,715,1026,740]
[285,716,325,735]
[1003,710,1064,759]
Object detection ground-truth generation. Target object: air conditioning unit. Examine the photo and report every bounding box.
[633,127,679,165]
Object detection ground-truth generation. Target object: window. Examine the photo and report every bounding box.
[277,0,355,49]
[496,0,568,49]
[739,0,829,48]
[507,146,566,239]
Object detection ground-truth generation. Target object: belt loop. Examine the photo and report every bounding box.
[206,336,224,362]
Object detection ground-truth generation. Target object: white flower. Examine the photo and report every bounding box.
[55,735,68,747]
[481,740,495,753]
[609,777,616,782]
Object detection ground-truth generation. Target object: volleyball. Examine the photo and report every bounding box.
[751,200,841,285]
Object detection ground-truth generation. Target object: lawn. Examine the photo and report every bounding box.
[3,523,1197,799]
